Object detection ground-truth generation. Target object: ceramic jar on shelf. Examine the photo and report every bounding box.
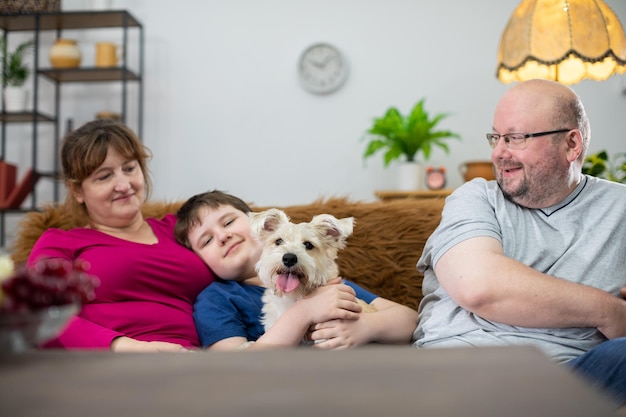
[49,39,81,68]
[459,160,495,182]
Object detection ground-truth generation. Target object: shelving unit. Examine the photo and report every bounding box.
[0,10,144,247]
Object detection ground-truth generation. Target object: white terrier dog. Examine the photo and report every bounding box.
[249,208,358,332]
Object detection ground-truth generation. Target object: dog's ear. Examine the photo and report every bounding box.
[249,208,290,241]
[311,214,354,249]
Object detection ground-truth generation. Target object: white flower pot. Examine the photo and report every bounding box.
[396,161,423,190]
[3,87,28,112]
[92,0,112,10]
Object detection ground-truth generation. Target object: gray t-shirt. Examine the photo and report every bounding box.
[413,175,626,362]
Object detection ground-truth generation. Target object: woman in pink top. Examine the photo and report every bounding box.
[28,119,214,351]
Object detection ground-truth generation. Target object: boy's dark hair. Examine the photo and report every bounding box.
[175,190,252,249]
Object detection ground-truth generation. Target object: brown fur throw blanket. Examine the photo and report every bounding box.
[10,197,445,310]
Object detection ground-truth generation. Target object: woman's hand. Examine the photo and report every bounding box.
[110,336,191,352]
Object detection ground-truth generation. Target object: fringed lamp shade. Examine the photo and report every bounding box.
[497,0,626,85]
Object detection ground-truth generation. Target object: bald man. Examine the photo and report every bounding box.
[413,79,626,406]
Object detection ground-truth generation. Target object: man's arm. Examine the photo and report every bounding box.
[435,236,626,339]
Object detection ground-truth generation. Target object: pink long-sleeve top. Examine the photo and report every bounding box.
[27,214,215,349]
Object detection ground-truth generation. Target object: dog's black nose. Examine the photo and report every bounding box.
[282,253,297,268]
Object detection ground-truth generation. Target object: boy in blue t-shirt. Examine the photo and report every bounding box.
[175,190,418,350]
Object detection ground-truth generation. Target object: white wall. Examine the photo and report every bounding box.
[29,0,626,208]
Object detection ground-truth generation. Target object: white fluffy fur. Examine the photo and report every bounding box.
[249,208,354,331]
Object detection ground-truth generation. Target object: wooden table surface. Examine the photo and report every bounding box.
[0,345,616,417]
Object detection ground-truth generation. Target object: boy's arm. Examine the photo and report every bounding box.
[206,280,364,350]
[208,322,313,350]
[208,336,252,351]
[254,281,363,347]
[308,297,418,348]
[360,297,418,343]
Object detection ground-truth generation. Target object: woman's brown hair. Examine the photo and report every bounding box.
[61,119,152,223]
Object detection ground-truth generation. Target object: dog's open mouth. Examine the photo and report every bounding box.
[276,271,304,293]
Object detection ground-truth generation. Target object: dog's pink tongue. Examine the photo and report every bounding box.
[277,273,300,293]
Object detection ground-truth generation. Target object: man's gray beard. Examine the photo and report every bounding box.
[498,178,532,208]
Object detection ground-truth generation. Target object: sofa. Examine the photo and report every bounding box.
[9,196,446,311]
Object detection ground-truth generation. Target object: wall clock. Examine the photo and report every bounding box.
[298,43,349,94]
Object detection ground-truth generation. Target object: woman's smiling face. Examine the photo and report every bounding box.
[73,146,145,227]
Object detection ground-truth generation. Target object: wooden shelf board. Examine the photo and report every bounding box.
[39,67,140,82]
[0,112,55,123]
[0,11,141,31]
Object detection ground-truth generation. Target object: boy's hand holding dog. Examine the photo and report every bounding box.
[257,277,363,347]
[307,318,369,349]
[295,277,363,324]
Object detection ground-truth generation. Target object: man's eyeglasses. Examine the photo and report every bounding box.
[486,129,572,150]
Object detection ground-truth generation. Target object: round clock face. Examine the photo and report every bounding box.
[298,43,349,94]
[426,169,446,190]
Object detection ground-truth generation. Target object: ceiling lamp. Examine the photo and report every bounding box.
[496,0,626,85]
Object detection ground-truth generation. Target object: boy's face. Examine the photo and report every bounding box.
[187,204,262,281]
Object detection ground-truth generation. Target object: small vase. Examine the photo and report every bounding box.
[49,39,81,69]
[459,161,495,182]
[396,161,423,190]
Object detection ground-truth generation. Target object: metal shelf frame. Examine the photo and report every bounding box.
[0,10,144,247]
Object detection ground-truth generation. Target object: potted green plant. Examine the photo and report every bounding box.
[362,99,460,189]
[582,150,626,184]
[1,38,35,112]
